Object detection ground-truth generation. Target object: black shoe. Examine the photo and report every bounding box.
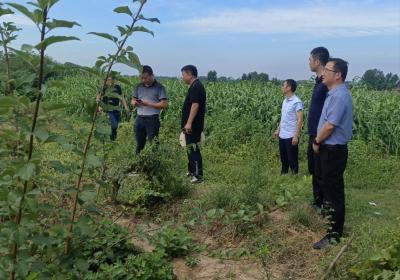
[313,235,331,250]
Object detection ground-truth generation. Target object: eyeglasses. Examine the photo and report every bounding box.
[323,67,337,73]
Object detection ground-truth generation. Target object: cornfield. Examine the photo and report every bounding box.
[47,73,400,155]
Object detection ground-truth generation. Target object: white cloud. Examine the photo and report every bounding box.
[2,14,35,27]
[176,4,400,38]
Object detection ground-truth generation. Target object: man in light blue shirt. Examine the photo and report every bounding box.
[316,84,353,145]
[274,79,304,174]
[312,58,353,250]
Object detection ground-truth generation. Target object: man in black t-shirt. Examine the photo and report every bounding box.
[181,65,206,184]
[98,75,129,141]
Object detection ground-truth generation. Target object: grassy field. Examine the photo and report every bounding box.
[44,74,400,279]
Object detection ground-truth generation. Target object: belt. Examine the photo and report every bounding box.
[320,144,347,150]
[138,114,159,119]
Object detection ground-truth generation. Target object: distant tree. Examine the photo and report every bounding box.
[207,70,217,82]
[385,72,400,90]
[258,72,269,82]
[218,76,227,82]
[270,77,281,86]
[241,71,269,82]
[362,69,386,90]
[247,71,258,81]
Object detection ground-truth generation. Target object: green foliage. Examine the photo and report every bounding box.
[85,250,176,280]
[351,236,400,279]
[150,224,199,258]
[18,218,176,279]
[0,0,162,279]
[70,219,138,272]
[107,131,190,207]
[198,204,267,244]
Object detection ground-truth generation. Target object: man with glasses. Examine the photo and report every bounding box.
[312,58,353,249]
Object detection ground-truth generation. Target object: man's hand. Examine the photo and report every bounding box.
[131,99,140,107]
[141,99,152,107]
[98,106,103,113]
[184,123,192,134]
[292,136,299,146]
[313,143,320,154]
[273,130,279,139]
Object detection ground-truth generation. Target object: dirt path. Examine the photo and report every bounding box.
[113,206,336,280]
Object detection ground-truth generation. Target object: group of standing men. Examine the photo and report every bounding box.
[99,47,353,249]
[274,47,353,249]
[99,65,206,184]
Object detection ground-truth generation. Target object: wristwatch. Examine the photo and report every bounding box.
[313,138,321,146]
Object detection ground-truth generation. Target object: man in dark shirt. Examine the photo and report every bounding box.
[98,75,129,141]
[307,47,330,209]
[181,65,206,184]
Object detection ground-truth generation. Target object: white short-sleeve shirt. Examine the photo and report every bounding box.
[279,95,304,139]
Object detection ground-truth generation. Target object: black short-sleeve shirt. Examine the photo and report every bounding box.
[181,79,206,132]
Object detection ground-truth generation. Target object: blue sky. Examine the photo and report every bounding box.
[3,0,400,80]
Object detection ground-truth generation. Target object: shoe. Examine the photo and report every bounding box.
[313,235,331,250]
[190,176,203,184]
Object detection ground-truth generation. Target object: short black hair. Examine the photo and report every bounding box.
[310,47,330,66]
[284,79,297,92]
[328,58,349,81]
[142,65,153,76]
[181,65,198,78]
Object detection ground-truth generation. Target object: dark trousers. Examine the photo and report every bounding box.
[279,137,299,174]
[186,132,203,178]
[134,115,160,154]
[109,111,121,141]
[316,145,348,238]
[308,136,324,207]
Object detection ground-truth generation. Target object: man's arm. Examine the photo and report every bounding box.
[315,122,335,144]
[121,96,130,112]
[313,121,335,153]
[141,99,168,109]
[184,103,199,134]
[292,110,303,145]
[273,125,280,139]
[96,93,103,112]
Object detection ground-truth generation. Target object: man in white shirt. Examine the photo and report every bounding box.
[273,79,304,174]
